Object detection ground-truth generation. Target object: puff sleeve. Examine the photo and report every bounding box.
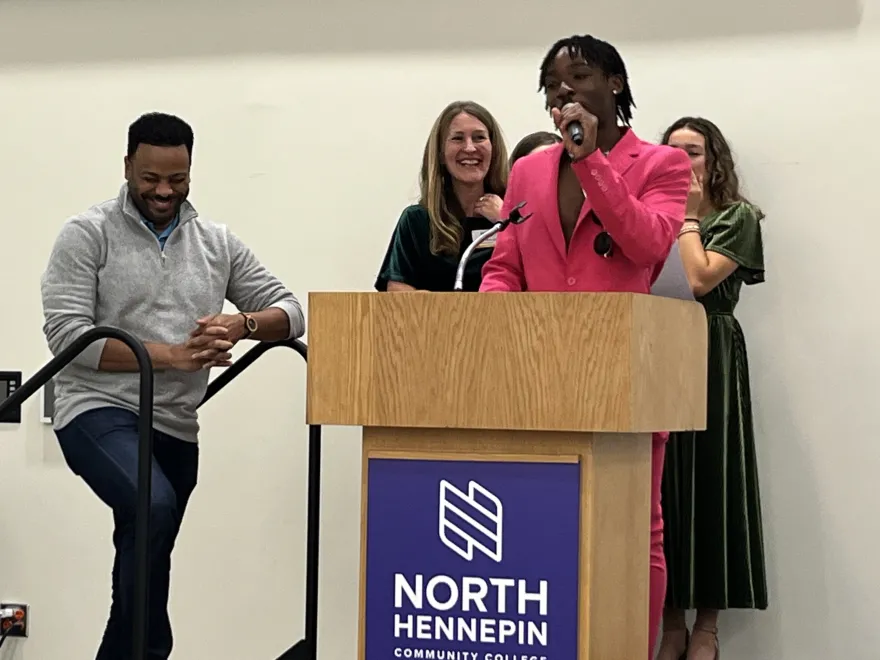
[375,206,427,290]
[704,201,766,285]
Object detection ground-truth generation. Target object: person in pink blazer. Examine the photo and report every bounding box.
[480,34,692,659]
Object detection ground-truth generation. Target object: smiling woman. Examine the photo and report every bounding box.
[374,101,509,292]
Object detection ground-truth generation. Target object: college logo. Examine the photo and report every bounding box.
[365,458,580,659]
[438,479,503,563]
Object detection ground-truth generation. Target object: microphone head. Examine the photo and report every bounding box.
[560,104,585,146]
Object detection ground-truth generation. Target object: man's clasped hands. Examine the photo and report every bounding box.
[170,313,251,372]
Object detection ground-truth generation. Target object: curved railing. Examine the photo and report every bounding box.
[0,333,320,660]
[199,339,320,660]
[0,327,155,660]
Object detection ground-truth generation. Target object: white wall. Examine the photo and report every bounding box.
[0,1,877,658]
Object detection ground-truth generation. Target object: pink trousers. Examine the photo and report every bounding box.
[649,433,668,659]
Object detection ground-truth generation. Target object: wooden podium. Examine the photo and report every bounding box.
[306,291,707,660]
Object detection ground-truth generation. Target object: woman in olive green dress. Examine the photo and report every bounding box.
[374,100,509,292]
[656,117,768,660]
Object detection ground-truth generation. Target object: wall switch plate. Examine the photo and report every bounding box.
[0,601,29,638]
[0,372,22,424]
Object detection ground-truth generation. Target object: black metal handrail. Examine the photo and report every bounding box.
[0,333,321,660]
[198,338,320,660]
[0,327,155,660]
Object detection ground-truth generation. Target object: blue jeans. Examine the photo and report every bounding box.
[56,406,199,660]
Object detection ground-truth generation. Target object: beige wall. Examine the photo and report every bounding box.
[0,0,876,658]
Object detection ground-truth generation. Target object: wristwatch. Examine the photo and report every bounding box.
[240,313,258,339]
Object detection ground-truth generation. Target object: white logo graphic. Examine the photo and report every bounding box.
[438,479,503,563]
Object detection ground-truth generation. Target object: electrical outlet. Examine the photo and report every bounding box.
[0,602,28,638]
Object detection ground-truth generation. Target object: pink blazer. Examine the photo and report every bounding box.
[480,128,692,293]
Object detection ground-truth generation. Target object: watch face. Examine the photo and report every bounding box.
[246,317,258,331]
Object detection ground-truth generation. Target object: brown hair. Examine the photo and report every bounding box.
[419,101,509,256]
[509,131,561,168]
[661,116,753,212]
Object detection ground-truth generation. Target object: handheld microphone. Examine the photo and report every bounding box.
[562,103,584,146]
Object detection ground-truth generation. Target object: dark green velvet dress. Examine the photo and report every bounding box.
[374,204,494,292]
[662,201,769,611]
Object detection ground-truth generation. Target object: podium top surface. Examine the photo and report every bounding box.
[306,291,707,433]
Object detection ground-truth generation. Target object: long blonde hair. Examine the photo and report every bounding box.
[419,101,509,256]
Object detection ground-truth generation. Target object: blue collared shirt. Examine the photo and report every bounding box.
[143,214,179,250]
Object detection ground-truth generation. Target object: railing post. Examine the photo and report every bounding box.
[303,422,321,658]
[130,341,156,660]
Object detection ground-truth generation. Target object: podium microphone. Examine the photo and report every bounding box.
[563,103,585,146]
[453,201,532,291]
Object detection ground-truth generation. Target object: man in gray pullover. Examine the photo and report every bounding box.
[40,112,305,660]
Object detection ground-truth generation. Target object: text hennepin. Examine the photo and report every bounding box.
[393,574,549,647]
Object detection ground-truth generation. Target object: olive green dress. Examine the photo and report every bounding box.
[662,201,769,611]
[374,204,494,292]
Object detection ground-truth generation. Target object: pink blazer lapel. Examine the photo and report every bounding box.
[539,145,567,261]
[605,128,642,178]
[534,130,645,261]
[550,131,646,251]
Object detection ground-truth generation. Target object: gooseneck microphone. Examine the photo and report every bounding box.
[563,103,585,146]
[453,201,533,291]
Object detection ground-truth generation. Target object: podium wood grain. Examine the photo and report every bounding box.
[306,291,707,433]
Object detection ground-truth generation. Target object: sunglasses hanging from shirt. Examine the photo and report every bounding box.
[581,187,614,258]
[589,211,614,258]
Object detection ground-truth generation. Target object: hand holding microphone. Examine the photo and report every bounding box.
[551,102,598,161]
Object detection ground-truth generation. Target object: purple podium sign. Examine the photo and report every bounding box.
[365,458,581,660]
